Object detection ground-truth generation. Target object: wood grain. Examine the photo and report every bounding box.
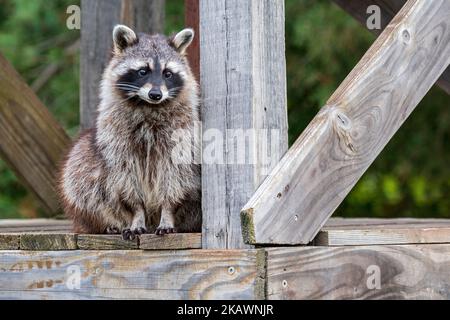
[200,0,288,249]
[20,233,77,251]
[323,217,450,228]
[332,0,450,95]
[0,53,70,215]
[77,235,138,250]
[80,0,165,129]
[315,219,450,245]
[139,233,201,250]
[0,234,20,250]
[0,250,260,299]
[267,245,450,299]
[0,219,72,233]
[241,0,450,245]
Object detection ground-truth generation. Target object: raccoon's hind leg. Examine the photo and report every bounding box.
[122,208,147,240]
[155,204,177,235]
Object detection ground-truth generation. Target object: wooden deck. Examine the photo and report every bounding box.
[1,218,449,299]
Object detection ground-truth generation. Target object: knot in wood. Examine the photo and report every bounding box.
[330,108,357,154]
[402,29,411,44]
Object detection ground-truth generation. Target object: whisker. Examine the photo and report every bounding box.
[116,81,141,86]
[115,83,141,89]
[115,86,140,93]
[115,84,140,90]
[116,94,138,105]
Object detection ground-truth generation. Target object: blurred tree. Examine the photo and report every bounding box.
[0,0,448,219]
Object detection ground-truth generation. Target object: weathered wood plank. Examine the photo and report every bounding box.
[315,220,450,246]
[185,0,200,81]
[0,53,70,215]
[20,233,77,250]
[0,219,72,233]
[323,217,450,228]
[0,234,20,250]
[241,0,450,245]
[139,233,201,250]
[77,235,138,250]
[201,0,288,249]
[267,245,450,299]
[0,250,260,299]
[332,0,450,95]
[80,0,165,129]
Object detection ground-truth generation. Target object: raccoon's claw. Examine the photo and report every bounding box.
[121,227,147,240]
[105,226,120,234]
[155,227,177,235]
[134,227,147,235]
[122,228,136,241]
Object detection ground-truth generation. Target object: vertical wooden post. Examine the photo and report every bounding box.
[185,0,200,81]
[80,0,165,129]
[200,0,288,249]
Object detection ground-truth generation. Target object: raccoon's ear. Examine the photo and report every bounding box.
[170,28,194,55]
[112,25,138,54]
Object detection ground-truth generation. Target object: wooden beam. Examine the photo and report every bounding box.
[332,0,450,95]
[185,0,200,81]
[0,234,19,250]
[20,233,77,250]
[0,249,262,299]
[80,0,165,129]
[241,0,450,245]
[0,219,72,233]
[139,233,201,250]
[77,234,138,250]
[0,53,70,216]
[315,218,450,246]
[200,0,288,249]
[266,245,450,299]
[0,220,202,251]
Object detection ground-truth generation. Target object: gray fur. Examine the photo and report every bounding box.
[58,26,201,238]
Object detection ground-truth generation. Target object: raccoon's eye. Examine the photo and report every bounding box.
[137,69,148,77]
[163,70,173,79]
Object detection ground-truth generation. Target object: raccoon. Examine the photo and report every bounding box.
[58,25,201,240]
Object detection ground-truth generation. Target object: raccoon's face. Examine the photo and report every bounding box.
[110,25,194,106]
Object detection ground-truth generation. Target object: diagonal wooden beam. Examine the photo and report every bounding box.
[241,0,450,245]
[332,0,450,95]
[0,53,70,216]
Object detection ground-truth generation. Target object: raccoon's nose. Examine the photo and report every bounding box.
[148,88,163,101]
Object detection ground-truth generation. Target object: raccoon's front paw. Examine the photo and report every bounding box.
[155,225,177,235]
[121,227,147,240]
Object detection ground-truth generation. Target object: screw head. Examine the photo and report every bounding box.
[228,266,235,275]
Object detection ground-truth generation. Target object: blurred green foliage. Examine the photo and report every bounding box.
[0,0,448,219]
